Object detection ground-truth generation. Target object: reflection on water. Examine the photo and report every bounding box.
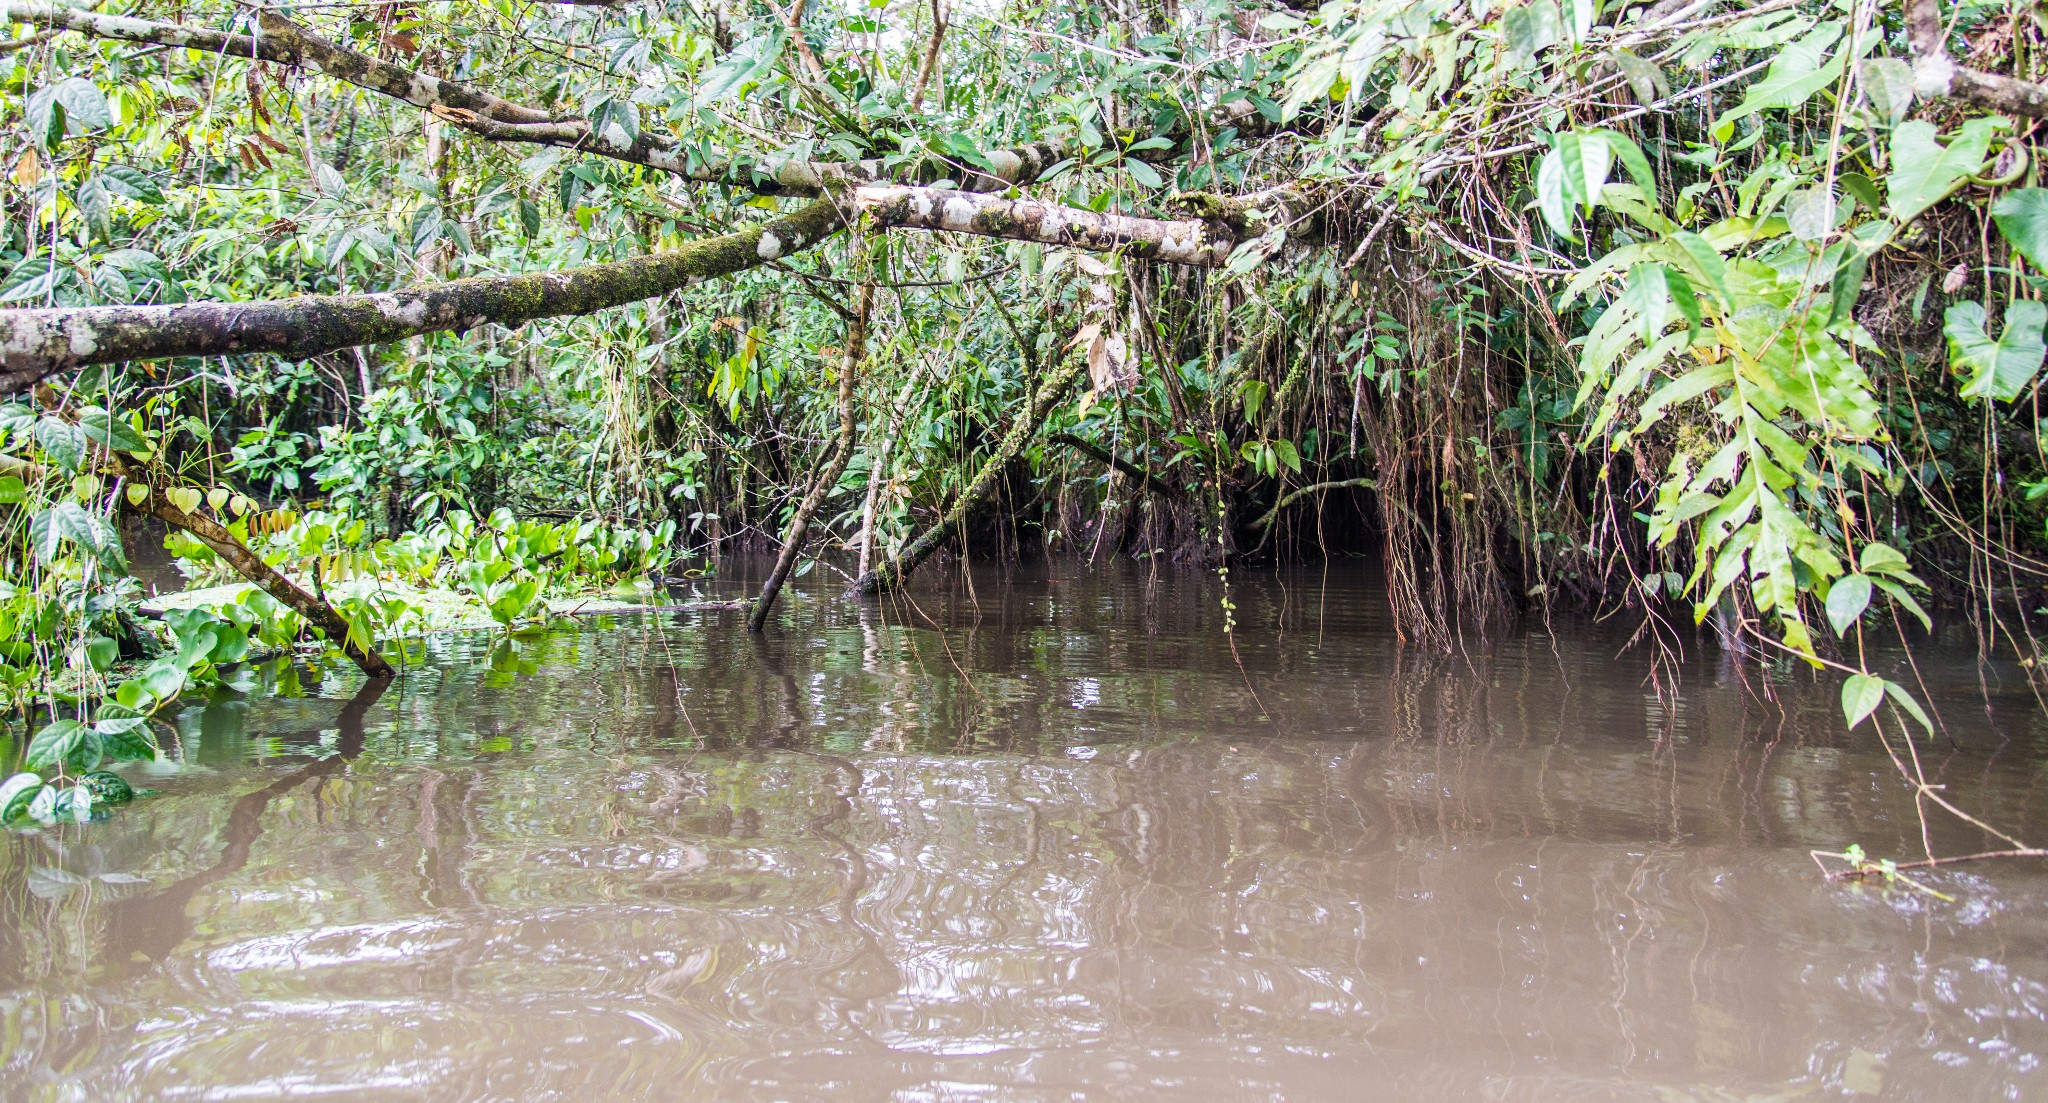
[1,566,2046,1101]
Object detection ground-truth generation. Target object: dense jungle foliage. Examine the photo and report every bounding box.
[1,0,2047,855]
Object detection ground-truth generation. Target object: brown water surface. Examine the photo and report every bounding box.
[3,567,2047,1101]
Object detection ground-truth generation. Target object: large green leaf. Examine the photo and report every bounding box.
[1992,187,2048,271]
[24,77,110,147]
[1888,118,2002,225]
[1945,299,2047,401]
[24,719,92,773]
[32,418,86,472]
[1536,130,1611,238]
[28,501,126,572]
[1840,674,1884,729]
[97,164,164,204]
[78,408,147,453]
[1717,23,1847,132]
[1858,58,1914,126]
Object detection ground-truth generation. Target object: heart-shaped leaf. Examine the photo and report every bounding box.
[1945,299,2047,402]
[1888,118,2001,225]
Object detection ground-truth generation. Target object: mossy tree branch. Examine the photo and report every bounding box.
[1,190,1246,389]
[0,200,847,390]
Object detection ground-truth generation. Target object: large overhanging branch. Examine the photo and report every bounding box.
[0,197,846,388]
[0,3,1073,196]
[1907,0,2048,118]
[856,187,1234,266]
[0,188,1242,386]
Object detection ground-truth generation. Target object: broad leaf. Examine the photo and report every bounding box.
[1536,130,1611,238]
[1945,299,2047,401]
[1858,58,1914,126]
[1718,23,1847,131]
[1888,118,2002,225]
[24,719,92,772]
[1992,188,2048,271]
[98,165,164,204]
[1841,673,1884,729]
[1825,574,1872,635]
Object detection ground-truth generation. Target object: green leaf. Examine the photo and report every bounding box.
[1992,188,2048,271]
[1858,57,1914,126]
[1502,0,1560,64]
[1607,48,1669,105]
[0,261,61,304]
[1536,130,1611,239]
[25,719,92,772]
[1944,299,2047,401]
[84,636,118,673]
[1885,681,1934,733]
[0,773,42,823]
[33,417,85,471]
[1787,186,1838,242]
[1841,673,1884,729]
[78,408,145,453]
[98,165,164,204]
[1125,159,1164,190]
[1859,542,1912,574]
[0,476,23,505]
[53,78,111,130]
[1718,22,1847,131]
[26,784,57,826]
[1825,574,1872,635]
[29,501,126,572]
[1888,118,2002,225]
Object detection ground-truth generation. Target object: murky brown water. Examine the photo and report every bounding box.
[3,566,2047,1101]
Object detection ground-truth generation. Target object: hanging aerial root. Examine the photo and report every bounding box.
[749,243,876,631]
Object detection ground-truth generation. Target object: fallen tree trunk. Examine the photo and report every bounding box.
[749,260,874,631]
[850,349,1088,596]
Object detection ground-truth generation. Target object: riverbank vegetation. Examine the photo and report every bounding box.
[1,0,2046,865]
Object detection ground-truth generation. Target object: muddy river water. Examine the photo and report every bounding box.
[2,567,2046,1100]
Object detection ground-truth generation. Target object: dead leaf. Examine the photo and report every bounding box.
[10,149,40,187]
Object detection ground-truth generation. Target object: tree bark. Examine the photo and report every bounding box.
[134,488,395,677]
[0,199,846,390]
[857,187,1233,266]
[1906,0,2048,118]
[851,348,1088,596]
[749,259,874,631]
[2,189,1245,389]
[0,3,1071,196]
